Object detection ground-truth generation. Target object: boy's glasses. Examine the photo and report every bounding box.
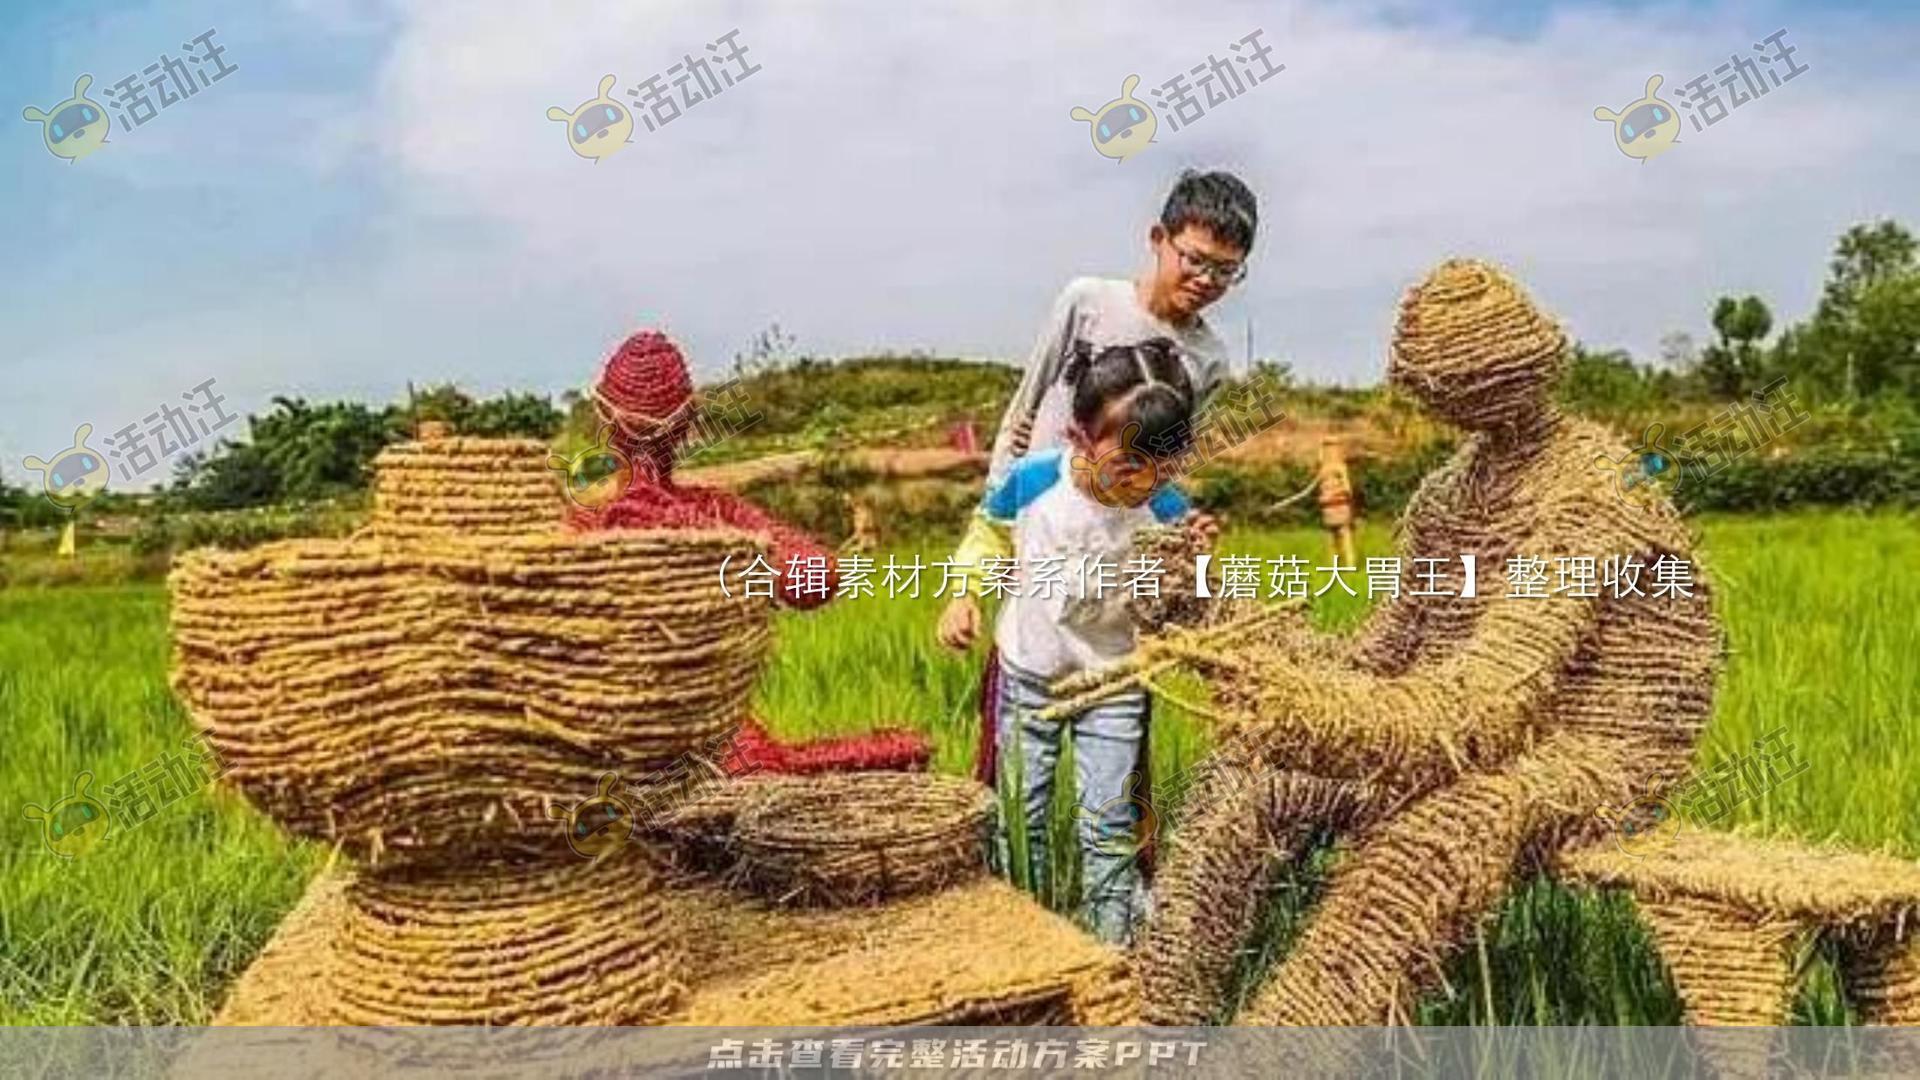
[1170,240,1247,286]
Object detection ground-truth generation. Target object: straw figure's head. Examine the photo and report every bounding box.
[593,331,696,477]
[1388,259,1568,434]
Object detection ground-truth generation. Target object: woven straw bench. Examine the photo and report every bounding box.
[1558,831,1920,1025]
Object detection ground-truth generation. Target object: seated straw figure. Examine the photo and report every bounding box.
[1137,259,1722,1025]
[571,330,929,775]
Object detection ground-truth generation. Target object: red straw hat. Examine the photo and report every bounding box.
[594,331,695,442]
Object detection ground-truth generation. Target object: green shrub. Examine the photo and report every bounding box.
[1678,437,1919,513]
[127,503,368,568]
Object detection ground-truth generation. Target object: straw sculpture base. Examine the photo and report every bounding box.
[1558,830,1920,1027]
[213,865,1133,1027]
[328,850,686,1026]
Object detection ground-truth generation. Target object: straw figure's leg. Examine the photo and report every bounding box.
[1635,896,1802,1026]
[1841,931,1920,1025]
[1140,755,1377,1025]
[1333,523,1355,568]
[1139,752,1295,1025]
[1236,732,1635,1026]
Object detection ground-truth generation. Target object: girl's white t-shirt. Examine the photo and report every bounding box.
[992,450,1189,681]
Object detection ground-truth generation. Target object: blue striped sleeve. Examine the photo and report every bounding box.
[982,450,1064,521]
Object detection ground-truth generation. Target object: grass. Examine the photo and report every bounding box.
[1,509,1914,1025]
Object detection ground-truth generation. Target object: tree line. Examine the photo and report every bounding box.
[5,220,1915,528]
[1557,219,1919,415]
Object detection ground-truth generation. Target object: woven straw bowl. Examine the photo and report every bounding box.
[731,773,994,905]
[169,528,771,859]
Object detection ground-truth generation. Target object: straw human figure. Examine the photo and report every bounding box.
[1136,259,1721,1025]
[570,329,929,775]
[1314,435,1357,566]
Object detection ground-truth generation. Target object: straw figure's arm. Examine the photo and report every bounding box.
[1339,466,1452,675]
[700,487,841,609]
[1208,540,1603,786]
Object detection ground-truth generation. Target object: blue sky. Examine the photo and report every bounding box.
[4,0,1918,488]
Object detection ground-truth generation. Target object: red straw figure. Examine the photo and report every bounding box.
[567,331,838,607]
[571,330,928,774]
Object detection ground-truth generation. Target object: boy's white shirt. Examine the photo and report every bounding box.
[996,453,1167,681]
[985,277,1231,486]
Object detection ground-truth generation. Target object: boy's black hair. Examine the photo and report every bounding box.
[1160,169,1258,253]
[1062,337,1196,458]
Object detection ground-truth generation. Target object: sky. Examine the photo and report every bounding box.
[4,0,1917,488]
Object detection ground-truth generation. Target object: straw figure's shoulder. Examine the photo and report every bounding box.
[1550,416,1697,559]
[1391,438,1477,551]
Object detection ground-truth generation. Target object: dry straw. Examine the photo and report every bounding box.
[192,431,1131,1028]
[367,435,564,540]
[1560,830,1920,1025]
[650,773,994,906]
[1064,260,1724,1025]
[728,773,993,905]
[170,526,770,860]
[175,433,764,1025]
[329,846,687,1025]
[216,865,1135,1027]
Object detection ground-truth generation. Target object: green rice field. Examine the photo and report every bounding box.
[2,509,1915,1025]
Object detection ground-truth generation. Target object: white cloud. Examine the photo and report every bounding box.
[359,0,1919,378]
[6,0,1917,482]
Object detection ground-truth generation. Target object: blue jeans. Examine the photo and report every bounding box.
[994,660,1147,945]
